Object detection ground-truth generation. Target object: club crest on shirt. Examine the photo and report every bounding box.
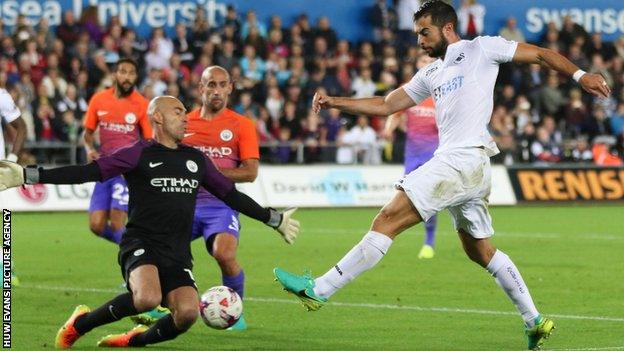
[220,129,233,141]
[453,53,466,64]
[186,160,198,173]
[125,112,137,124]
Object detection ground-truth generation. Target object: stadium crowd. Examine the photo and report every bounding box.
[1,0,623,166]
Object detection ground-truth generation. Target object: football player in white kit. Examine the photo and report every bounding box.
[0,86,27,286]
[273,1,610,349]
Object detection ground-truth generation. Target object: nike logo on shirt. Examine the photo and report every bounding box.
[97,111,109,116]
[149,162,163,168]
[183,133,196,138]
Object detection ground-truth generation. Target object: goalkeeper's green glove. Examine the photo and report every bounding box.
[0,161,39,191]
[266,207,300,244]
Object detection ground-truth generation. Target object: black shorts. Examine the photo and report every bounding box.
[118,238,197,298]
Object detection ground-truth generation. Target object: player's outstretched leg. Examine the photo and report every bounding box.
[274,191,420,311]
[273,268,327,311]
[526,316,555,350]
[55,305,91,349]
[97,324,148,347]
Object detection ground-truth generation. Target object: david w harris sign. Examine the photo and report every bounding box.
[508,167,624,202]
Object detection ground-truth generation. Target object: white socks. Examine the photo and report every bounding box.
[487,250,540,327]
[313,231,393,299]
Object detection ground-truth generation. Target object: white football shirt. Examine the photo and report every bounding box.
[0,88,21,159]
[403,36,518,156]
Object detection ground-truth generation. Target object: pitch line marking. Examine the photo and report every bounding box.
[20,283,624,323]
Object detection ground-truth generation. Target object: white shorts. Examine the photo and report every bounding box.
[395,147,494,238]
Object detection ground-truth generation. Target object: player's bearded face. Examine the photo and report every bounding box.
[416,17,450,59]
[115,64,137,97]
[427,30,449,58]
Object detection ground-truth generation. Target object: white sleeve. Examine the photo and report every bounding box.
[477,36,518,64]
[402,70,430,105]
[0,90,21,123]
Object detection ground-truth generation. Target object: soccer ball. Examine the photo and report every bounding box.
[199,286,243,329]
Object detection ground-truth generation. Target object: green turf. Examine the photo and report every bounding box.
[8,206,624,350]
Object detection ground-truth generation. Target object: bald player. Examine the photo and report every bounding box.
[183,66,261,330]
[0,95,299,348]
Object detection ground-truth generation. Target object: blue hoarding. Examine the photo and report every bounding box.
[1,1,623,44]
[479,0,624,42]
[0,0,372,42]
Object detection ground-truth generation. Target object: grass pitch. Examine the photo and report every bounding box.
[9,206,624,350]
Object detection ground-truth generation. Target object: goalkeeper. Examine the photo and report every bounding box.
[0,95,300,348]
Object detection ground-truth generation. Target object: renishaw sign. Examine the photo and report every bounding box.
[508,167,624,202]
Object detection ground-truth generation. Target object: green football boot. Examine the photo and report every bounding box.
[526,316,555,350]
[273,268,327,311]
[129,305,170,326]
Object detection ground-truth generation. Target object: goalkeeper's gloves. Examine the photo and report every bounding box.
[265,207,300,244]
[0,161,39,191]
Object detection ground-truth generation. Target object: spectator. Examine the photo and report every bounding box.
[570,137,593,163]
[588,32,616,61]
[351,67,376,98]
[536,73,565,118]
[499,17,525,43]
[279,100,301,138]
[272,127,294,163]
[341,115,380,164]
[173,24,194,64]
[79,5,104,44]
[144,41,170,72]
[371,0,393,42]
[267,29,289,58]
[314,16,338,51]
[241,10,267,39]
[40,67,68,98]
[55,83,87,120]
[395,0,420,54]
[215,40,237,71]
[458,0,486,39]
[269,15,285,39]
[609,102,624,136]
[531,126,561,163]
[301,110,322,163]
[559,15,589,47]
[517,123,536,162]
[265,86,284,120]
[56,11,81,45]
[141,68,167,96]
[563,88,589,136]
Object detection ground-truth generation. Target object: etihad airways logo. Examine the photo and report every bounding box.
[194,145,232,158]
[150,177,199,193]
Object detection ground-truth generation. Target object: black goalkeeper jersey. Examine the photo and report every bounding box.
[94,139,234,267]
